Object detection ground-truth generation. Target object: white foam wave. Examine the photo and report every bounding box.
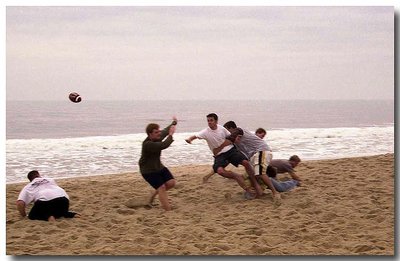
[6,126,394,183]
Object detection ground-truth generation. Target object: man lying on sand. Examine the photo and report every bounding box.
[242,166,300,200]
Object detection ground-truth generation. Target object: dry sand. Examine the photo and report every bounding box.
[6,154,394,255]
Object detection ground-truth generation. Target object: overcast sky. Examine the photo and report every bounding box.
[6,5,394,100]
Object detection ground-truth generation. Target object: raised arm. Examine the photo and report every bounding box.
[160,116,178,140]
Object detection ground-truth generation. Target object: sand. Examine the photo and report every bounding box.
[6,154,394,255]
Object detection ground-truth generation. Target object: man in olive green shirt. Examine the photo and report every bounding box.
[139,117,177,211]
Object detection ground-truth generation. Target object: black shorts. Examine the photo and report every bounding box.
[213,147,248,173]
[29,197,76,221]
[142,167,174,190]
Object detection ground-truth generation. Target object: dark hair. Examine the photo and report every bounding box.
[255,128,266,135]
[206,113,218,121]
[27,170,40,182]
[145,123,160,135]
[266,166,277,178]
[289,155,301,163]
[223,121,237,130]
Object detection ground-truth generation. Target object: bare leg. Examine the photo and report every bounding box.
[217,167,254,194]
[164,179,176,190]
[148,179,175,206]
[259,174,281,204]
[259,174,279,197]
[157,184,171,211]
[48,216,56,222]
[203,170,215,183]
[148,190,158,205]
[242,160,264,196]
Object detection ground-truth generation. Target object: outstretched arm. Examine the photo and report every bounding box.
[185,135,197,144]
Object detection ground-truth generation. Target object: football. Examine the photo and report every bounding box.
[69,92,82,103]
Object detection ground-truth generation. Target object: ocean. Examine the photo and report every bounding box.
[6,100,394,184]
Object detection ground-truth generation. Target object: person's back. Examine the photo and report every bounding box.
[17,170,78,221]
[269,159,293,174]
[269,155,301,181]
[235,128,271,159]
[18,177,69,205]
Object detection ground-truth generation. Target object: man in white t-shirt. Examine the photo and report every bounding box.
[16,170,79,221]
[185,113,263,197]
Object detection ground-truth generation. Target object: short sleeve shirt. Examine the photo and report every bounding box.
[269,159,294,173]
[196,125,233,155]
[17,178,69,204]
[235,128,271,159]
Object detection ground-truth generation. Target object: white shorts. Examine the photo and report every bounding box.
[250,151,273,176]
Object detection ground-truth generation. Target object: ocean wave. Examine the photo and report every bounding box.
[6,126,394,183]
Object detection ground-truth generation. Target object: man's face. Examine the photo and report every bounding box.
[291,161,300,168]
[149,128,161,141]
[207,117,217,129]
[256,132,266,139]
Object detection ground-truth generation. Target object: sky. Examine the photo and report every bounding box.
[5,5,395,101]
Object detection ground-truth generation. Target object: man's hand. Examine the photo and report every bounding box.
[172,116,178,125]
[169,125,176,136]
[185,135,197,144]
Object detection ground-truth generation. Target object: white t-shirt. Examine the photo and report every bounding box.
[196,125,233,156]
[17,177,69,205]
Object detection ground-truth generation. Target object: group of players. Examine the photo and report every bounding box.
[140,113,301,211]
[16,113,302,221]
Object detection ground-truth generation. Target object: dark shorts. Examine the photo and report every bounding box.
[29,196,76,221]
[213,147,248,173]
[142,167,174,190]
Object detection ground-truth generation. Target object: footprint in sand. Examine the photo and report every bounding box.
[125,198,151,209]
[353,244,375,253]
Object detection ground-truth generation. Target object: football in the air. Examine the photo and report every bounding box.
[69,92,82,103]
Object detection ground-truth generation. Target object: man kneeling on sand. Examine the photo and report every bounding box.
[17,170,79,222]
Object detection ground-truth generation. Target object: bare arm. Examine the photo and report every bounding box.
[160,116,178,140]
[185,135,198,144]
[212,139,233,156]
[16,200,27,218]
[289,171,302,181]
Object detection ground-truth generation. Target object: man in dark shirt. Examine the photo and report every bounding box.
[269,155,301,181]
[139,117,177,211]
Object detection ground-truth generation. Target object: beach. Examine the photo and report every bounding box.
[6,153,394,255]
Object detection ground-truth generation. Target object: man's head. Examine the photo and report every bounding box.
[289,155,301,168]
[223,121,237,132]
[266,165,277,178]
[146,123,161,141]
[255,128,267,139]
[27,170,40,182]
[206,113,218,130]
